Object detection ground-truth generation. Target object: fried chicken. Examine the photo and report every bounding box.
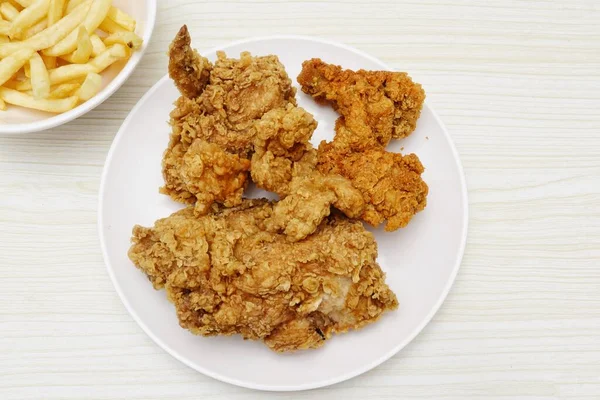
[128,199,398,352]
[249,105,365,240]
[162,25,297,212]
[317,143,428,231]
[297,58,429,231]
[162,27,367,240]
[297,58,426,148]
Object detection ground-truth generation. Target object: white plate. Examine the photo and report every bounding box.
[0,0,157,134]
[99,36,468,391]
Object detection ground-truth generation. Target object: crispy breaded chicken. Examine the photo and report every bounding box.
[163,27,366,240]
[317,143,428,231]
[168,25,212,99]
[249,105,365,240]
[297,58,426,147]
[297,58,429,231]
[162,25,297,211]
[128,199,398,352]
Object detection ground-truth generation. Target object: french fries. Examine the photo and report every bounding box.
[43,0,111,56]
[13,0,32,8]
[23,18,47,39]
[0,0,142,114]
[0,3,20,22]
[104,31,142,50]
[0,48,34,86]
[76,72,101,101]
[0,0,91,57]
[16,43,127,91]
[41,53,56,69]
[29,51,50,98]
[48,81,79,98]
[0,86,77,112]
[9,0,51,39]
[0,20,11,35]
[90,33,105,57]
[98,17,127,34]
[65,0,84,14]
[106,6,135,31]
[69,25,92,63]
[47,0,65,27]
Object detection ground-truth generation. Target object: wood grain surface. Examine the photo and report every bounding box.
[1,1,599,398]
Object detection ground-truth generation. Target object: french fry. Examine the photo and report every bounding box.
[0,0,91,57]
[76,72,101,100]
[65,0,84,14]
[16,63,92,90]
[0,2,19,21]
[70,25,91,63]
[0,21,11,35]
[0,86,77,112]
[90,34,105,57]
[0,48,34,86]
[0,0,140,113]
[30,51,51,99]
[103,31,142,50]
[47,0,65,26]
[9,0,51,39]
[13,0,32,8]
[105,43,127,59]
[19,43,126,89]
[43,0,111,57]
[23,19,48,39]
[98,17,127,34]
[47,63,93,84]
[41,54,57,69]
[106,6,135,31]
[48,81,79,98]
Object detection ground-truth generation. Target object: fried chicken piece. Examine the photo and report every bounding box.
[179,140,251,215]
[318,143,428,231]
[297,58,426,148]
[249,104,317,195]
[162,26,297,211]
[128,199,398,352]
[249,105,365,240]
[168,25,212,99]
[297,58,429,231]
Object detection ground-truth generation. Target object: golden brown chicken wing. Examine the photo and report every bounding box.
[297,58,426,148]
[297,58,429,231]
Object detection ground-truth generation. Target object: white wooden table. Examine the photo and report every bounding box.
[1,1,599,398]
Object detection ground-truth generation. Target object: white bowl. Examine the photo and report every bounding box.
[0,0,157,135]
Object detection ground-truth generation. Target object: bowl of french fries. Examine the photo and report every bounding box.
[0,0,156,134]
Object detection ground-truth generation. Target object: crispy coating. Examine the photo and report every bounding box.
[162,26,296,211]
[318,143,428,231]
[298,58,428,231]
[163,27,369,239]
[249,105,365,240]
[168,25,212,99]
[179,140,251,215]
[128,200,398,352]
[297,58,426,147]
[250,104,317,196]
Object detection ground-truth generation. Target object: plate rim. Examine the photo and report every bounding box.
[98,34,469,391]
